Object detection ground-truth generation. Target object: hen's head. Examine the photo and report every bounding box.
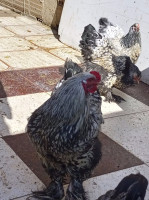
[129,23,140,33]
[122,23,141,48]
[121,57,141,86]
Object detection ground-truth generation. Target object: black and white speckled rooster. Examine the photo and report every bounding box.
[97,173,148,200]
[55,58,141,103]
[27,71,103,200]
[80,17,141,73]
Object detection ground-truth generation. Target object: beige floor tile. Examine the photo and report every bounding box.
[0,16,27,26]
[0,138,44,200]
[102,110,149,163]
[49,47,83,63]
[16,16,42,25]
[0,6,11,11]
[0,9,19,18]
[6,24,57,36]
[102,88,149,118]
[26,35,67,49]
[0,27,14,37]
[0,37,36,52]
[0,61,9,71]
[0,49,64,70]
[0,92,50,136]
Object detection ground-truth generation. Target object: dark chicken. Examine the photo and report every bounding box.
[55,58,141,103]
[27,71,103,200]
[97,173,148,200]
[80,17,141,73]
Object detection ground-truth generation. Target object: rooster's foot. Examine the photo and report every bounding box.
[31,181,64,200]
[112,94,126,103]
[65,179,87,200]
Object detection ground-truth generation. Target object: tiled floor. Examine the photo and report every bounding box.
[0,5,149,200]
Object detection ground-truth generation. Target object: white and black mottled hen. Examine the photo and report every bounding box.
[80,17,141,73]
[27,71,103,200]
[55,58,141,103]
[97,173,148,200]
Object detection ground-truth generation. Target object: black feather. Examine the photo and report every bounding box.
[98,173,148,200]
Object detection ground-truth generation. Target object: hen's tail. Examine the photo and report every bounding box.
[113,173,148,199]
[98,173,148,200]
[79,24,101,61]
[98,17,113,33]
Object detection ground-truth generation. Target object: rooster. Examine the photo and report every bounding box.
[27,71,103,200]
[55,58,141,103]
[97,173,148,200]
[79,17,141,73]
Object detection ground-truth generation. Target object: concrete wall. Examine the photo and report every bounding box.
[42,0,64,28]
[59,0,149,84]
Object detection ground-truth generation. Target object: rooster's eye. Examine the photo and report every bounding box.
[82,80,87,84]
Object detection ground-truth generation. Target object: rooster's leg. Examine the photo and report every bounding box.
[32,158,66,200]
[32,179,64,200]
[65,138,102,200]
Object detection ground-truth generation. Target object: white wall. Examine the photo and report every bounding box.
[58,0,149,84]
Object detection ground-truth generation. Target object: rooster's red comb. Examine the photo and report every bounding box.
[90,71,101,82]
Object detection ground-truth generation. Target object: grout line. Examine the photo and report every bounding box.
[0,47,39,53]
[0,58,12,69]
[2,26,18,35]
[103,109,149,119]
[46,51,66,61]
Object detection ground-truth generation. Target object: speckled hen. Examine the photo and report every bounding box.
[27,71,103,200]
[80,17,141,73]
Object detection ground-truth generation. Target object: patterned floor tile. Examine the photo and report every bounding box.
[102,111,149,164]
[0,70,44,98]
[0,67,63,97]
[3,132,143,186]
[6,25,57,37]
[0,50,64,70]
[0,37,36,52]
[0,27,14,37]
[14,66,64,92]
[0,138,44,200]
[49,47,83,63]
[0,92,50,136]
[82,164,149,200]
[26,35,67,49]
